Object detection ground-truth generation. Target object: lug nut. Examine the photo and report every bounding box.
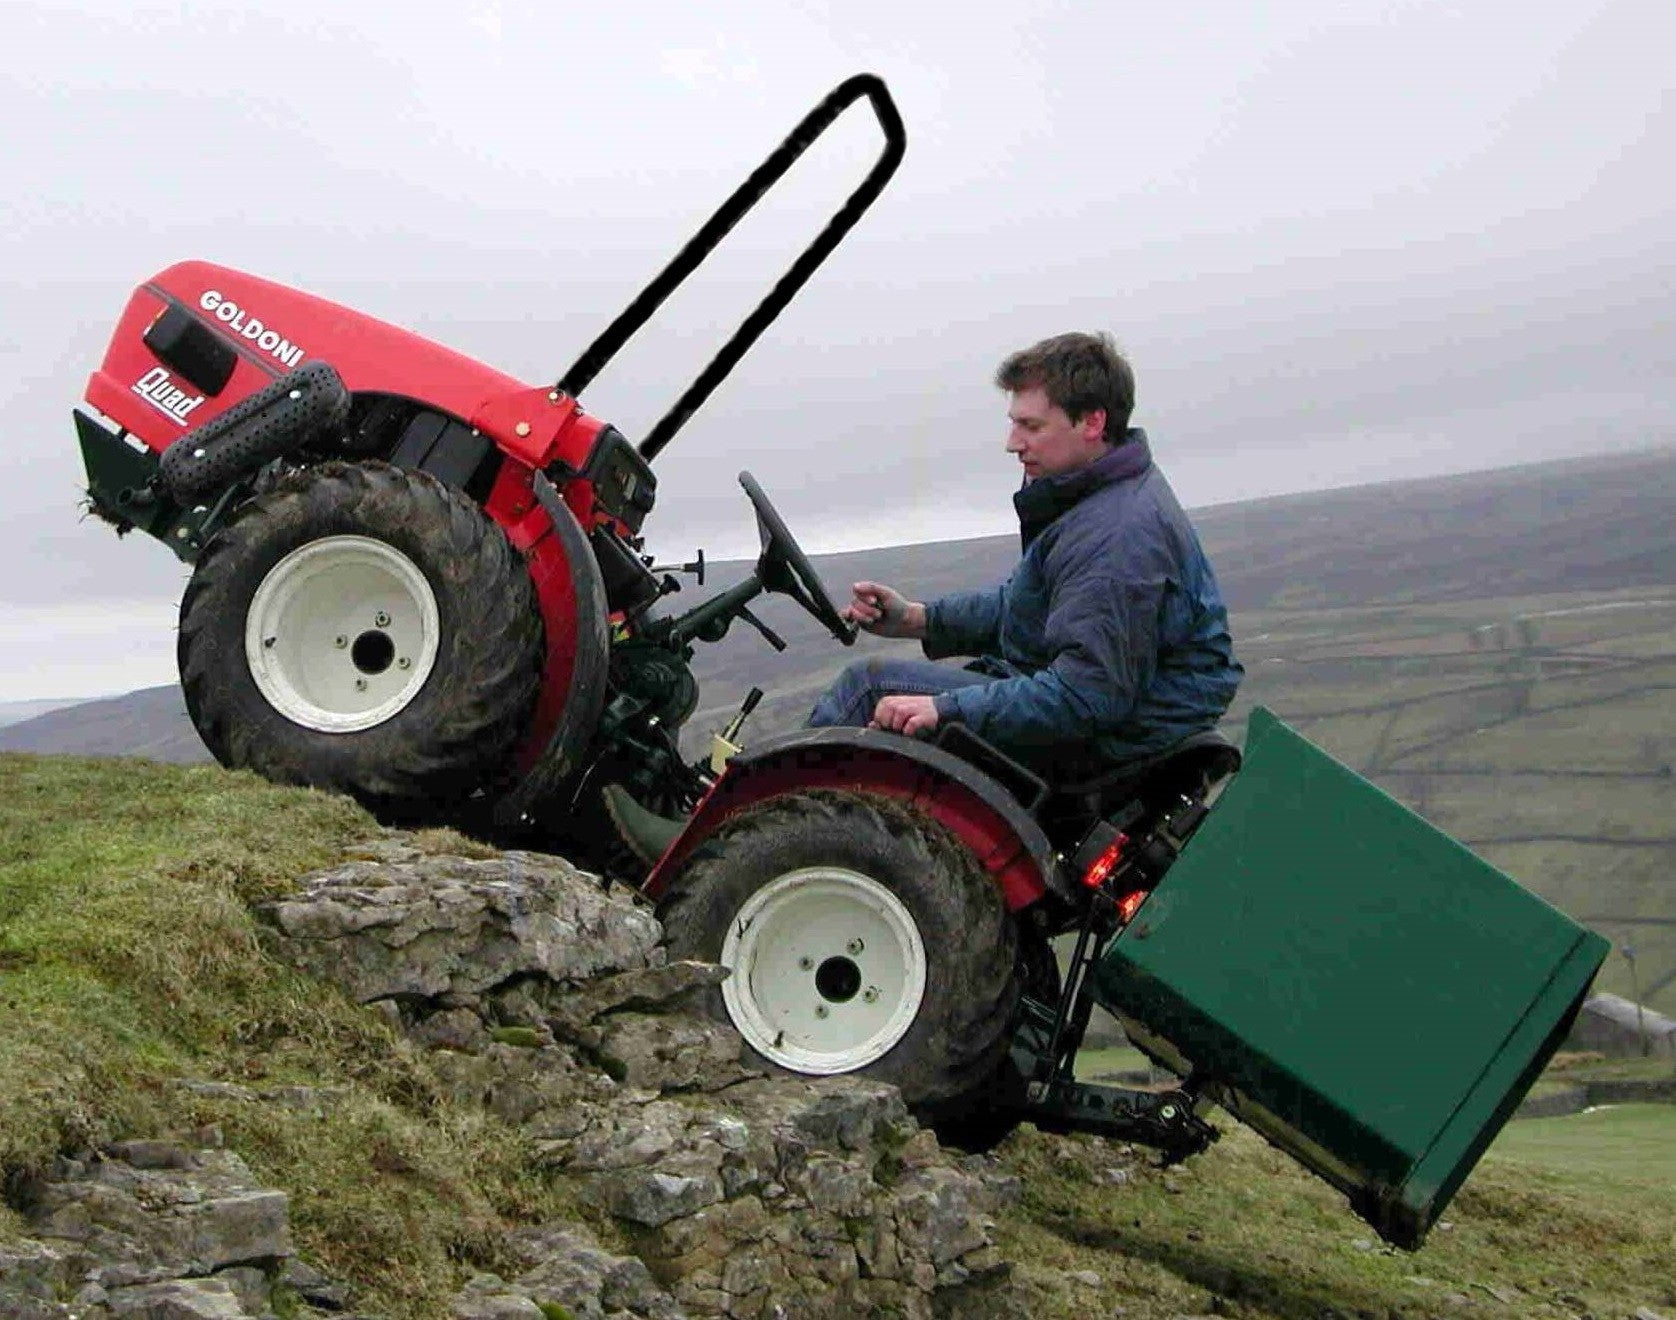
[262,636,276,649]
[798,956,813,970]
[397,657,411,670]
[846,939,864,955]
[863,986,879,1003]
[814,1004,829,1018]
[374,611,390,627]
[354,678,368,691]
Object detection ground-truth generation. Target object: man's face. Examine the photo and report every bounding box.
[1005,386,1108,481]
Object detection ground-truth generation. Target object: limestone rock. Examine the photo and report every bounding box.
[0,1238,76,1318]
[105,1277,253,1318]
[547,961,730,1048]
[543,1076,1001,1315]
[506,1222,686,1319]
[450,1274,544,1319]
[24,1147,289,1289]
[594,1012,754,1093]
[429,1040,604,1128]
[258,851,663,1005]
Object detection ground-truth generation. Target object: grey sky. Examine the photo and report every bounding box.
[2,0,1673,700]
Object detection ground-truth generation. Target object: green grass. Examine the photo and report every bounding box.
[0,753,583,1317]
[993,1113,1676,1320]
[1073,1045,1159,1080]
[1487,1104,1676,1185]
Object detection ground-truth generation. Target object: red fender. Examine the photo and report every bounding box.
[641,728,1069,913]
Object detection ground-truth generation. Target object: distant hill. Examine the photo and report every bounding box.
[0,683,207,763]
[0,698,83,730]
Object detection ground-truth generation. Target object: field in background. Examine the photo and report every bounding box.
[1222,586,1676,1015]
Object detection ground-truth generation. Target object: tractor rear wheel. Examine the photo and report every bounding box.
[926,931,1060,1152]
[178,460,543,813]
[658,790,1020,1113]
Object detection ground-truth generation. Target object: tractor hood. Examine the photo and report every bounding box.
[86,261,528,455]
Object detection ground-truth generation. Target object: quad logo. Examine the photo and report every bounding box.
[198,290,306,368]
[133,366,205,425]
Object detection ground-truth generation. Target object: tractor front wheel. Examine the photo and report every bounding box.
[658,790,1020,1112]
[178,461,543,814]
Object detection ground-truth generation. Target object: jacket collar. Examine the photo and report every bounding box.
[1014,428,1152,546]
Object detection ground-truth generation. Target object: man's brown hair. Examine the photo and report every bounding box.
[995,332,1134,443]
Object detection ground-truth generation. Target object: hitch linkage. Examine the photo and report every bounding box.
[1007,791,1221,1161]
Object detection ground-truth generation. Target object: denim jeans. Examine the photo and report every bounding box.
[806,656,993,729]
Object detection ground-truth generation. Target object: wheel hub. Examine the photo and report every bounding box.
[720,866,926,1074]
[245,535,441,733]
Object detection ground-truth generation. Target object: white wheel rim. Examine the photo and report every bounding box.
[720,866,927,1074]
[244,535,441,733]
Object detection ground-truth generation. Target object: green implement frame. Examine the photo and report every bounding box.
[1091,708,1609,1248]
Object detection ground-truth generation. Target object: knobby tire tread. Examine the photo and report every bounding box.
[657,789,1021,1114]
[178,460,543,813]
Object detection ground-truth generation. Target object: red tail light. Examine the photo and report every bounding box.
[1116,889,1149,925]
[1081,832,1129,889]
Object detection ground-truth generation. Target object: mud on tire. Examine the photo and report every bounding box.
[657,790,1020,1113]
[178,460,543,814]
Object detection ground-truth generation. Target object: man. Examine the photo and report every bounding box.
[605,332,1241,861]
[807,331,1241,780]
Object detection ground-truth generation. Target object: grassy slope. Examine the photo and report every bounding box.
[4,754,1674,1318]
[991,1108,1676,1320]
[0,754,582,1316]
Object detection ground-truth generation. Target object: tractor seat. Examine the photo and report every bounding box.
[1053,728,1242,815]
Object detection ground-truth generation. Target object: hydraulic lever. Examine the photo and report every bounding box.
[651,548,705,584]
[736,605,786,652]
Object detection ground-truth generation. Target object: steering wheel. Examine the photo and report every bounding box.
[739,471,857,646]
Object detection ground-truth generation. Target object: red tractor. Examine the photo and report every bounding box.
[75,75,897,853]
[74,75,1607,1247]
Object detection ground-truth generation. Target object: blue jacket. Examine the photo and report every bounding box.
[925,430,1241,770]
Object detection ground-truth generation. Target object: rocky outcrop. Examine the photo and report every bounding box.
[1,838,1016,1318]
[1,1142,291,1318]
[257,849,665,1010]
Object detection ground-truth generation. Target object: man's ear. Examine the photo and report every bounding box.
[1079,408,1108,443]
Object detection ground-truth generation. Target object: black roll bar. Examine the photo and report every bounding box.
[554,74,906,463]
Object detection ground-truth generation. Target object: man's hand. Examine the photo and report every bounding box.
[843,581,928,640]
[870,694,940,737]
